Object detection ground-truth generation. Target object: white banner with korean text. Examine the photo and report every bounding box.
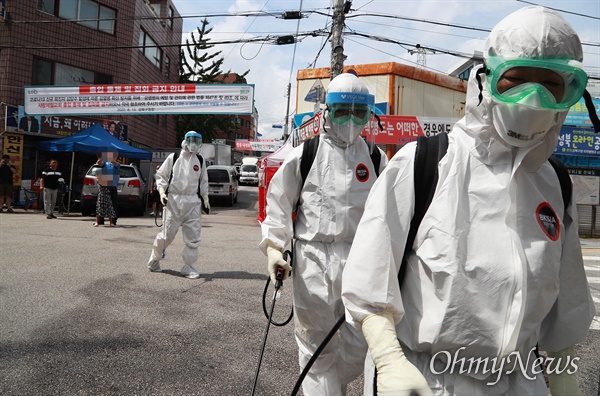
[236,139,283,152]
[24,84,255,115]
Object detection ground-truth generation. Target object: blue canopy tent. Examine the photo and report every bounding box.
[37,123,152,213]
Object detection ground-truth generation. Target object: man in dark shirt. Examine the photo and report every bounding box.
[40,159,62,219]
[0,154,17,213]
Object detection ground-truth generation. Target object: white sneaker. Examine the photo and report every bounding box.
[181,264,200,279]
[149,212,155,216]
[148,259,162,272]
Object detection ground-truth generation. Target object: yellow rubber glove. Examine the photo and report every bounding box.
[201,194,210,212]
[547,345,581,396]
[362,312,433,396]
[158,187,168,206]
[266,243,291,285]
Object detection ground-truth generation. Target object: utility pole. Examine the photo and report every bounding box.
[283,83,291,141]
[330,0,347,80]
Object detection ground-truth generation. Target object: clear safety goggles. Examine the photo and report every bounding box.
[186,136,202,146]
[486,56,588,110]
[326,91,374,126]
[329,103,372,125]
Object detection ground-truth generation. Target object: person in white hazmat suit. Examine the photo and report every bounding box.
[260,73,388,395]
[147,131,210,279]
[341,6,596,396]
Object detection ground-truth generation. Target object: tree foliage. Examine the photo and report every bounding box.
[177,19,250,144]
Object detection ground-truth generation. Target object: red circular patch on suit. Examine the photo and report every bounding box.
[356,163,369,182]
[193,164,200,172]
[536,202,560,241]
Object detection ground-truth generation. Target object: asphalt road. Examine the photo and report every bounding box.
[0,186,598,395]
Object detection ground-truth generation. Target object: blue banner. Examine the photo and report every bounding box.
[554,126,600,157]
[554,155,600,169]
[564,97,600,128]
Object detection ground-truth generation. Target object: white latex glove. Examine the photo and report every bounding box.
[201,194,210,212]
[362,312,433,396]
[266,244,291,285]
[158,187,168,206]
[547,346,581,396]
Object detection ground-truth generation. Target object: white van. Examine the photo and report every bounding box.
[239,157,259,186]
[207,165,238,206]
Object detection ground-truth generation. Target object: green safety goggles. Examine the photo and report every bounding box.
[486,56,588,110]
[329,103,371,125]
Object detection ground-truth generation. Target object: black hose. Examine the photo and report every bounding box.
[290,314,346,396]
[154,206,163,227]
[261,277,293,326]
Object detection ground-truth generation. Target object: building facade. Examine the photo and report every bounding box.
[0,0,183,183]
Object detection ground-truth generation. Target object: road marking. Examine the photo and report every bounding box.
[583,256,600,261]
[587,277,600,284]
[586,266,600,272]
[591,318,600,331]
[593,295,600,304]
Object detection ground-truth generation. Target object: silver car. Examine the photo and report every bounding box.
[207,165,238,206]
[80,163,147,216]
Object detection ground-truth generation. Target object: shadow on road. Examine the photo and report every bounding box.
[157,270,267,281]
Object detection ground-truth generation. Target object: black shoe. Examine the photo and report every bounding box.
[47,215,53,219]
[50,213,57,218]
[7,207,13,213]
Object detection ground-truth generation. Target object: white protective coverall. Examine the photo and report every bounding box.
[149,139,209,277]
[342,7,596,396]
[260,77,389,395]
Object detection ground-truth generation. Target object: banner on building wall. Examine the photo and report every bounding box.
[564,97,600,128]
[3,133,23,186]
[363,115,458,145]
[5,105,128,140]
[554,126,600,157]
[236,140,283,152]
[295,114,459,145]
[24,84,255,116]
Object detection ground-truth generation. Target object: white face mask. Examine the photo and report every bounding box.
[326,121,364,146]
[188,143,200,153]
[491,100,560,148]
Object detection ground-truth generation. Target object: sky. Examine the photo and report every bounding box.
[170,0,600,140]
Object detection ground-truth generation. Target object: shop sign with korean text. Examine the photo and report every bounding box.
[554,126,600,157]
[2,133,23,186]
[24,84,255,115]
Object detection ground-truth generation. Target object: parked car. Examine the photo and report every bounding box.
[207,165,238,206]
[80,163,147,216]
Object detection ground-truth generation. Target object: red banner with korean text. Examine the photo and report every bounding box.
[361,115,458,145]
[296,114,458,145]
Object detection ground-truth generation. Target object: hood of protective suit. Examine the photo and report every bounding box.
[458,6,581,171]
[323,73,373,147]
